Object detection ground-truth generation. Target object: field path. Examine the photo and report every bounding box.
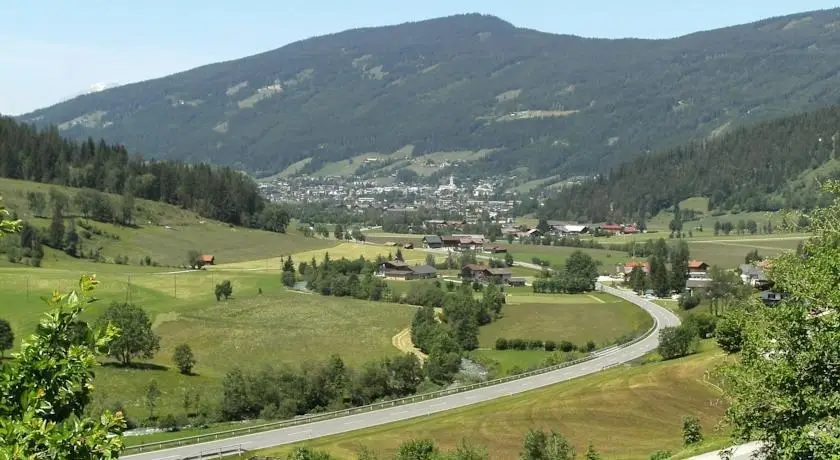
[391,307,442,361]
[392,328,427,361]
[587,294,606,303]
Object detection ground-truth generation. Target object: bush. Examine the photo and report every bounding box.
[495,338,508,350]
[529,339,544,350]
[157,414,179,432]
[715,313,744,353]
[658,325,699,360]
[678,293,701,310]
[648,451,673,460]
[682,416,703,445]
[584,340,596,352]
[544,340,557,352]
[505,338,521,350]
[214,280,233,301]
[683,313,717,338]
[559,341,576,352]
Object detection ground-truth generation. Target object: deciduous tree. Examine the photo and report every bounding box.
[173,343,196,374]
[0,274,125,458]
[396,439,438,460]
[96,302,160,366]
[145,379,160,420]
[215,280,233,300]
[258,203,290,233]
[720,180,840,458]
[520,428,575,460]
[186,249,201,268]
[26,191,46,217]
[657,325,698,360]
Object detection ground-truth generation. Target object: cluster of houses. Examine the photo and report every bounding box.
[499,221,641,240]
[617,259,712,294]
[461,264,526,286]
[739,260,785,305]
[376,259,525,286]
[377,260,439,280]
[421,235,507,254]
[617,256,786,306]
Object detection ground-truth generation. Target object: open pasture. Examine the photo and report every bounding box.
[258,346,730,460]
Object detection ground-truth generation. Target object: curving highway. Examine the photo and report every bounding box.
[125,285,680,460]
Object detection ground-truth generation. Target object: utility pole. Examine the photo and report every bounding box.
[126,274,131,303]
[174,275,177,299]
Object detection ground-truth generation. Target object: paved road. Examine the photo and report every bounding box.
[125,285,680,460]
[688,441,764,459]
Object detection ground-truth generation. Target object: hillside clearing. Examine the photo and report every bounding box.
[0,177,335,266]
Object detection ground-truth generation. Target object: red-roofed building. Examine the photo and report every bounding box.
[601,223,623,233]
[622,225,639,234]
[199,255,215,266]
[619,259,650,277]
[688,260,709,276]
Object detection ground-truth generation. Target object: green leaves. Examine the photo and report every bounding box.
[720,180,840,457]
[0,275,125,457]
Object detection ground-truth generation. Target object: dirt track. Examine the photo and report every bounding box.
[392,328,427,361]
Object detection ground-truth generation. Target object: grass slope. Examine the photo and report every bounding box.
[0,263,415,417]
[219,243,440,269]
[257,344,730,459]
[0,177,335,267]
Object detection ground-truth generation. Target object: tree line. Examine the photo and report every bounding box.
[0,117,289,229]
[219,354,424,422]
[536,104,840,222]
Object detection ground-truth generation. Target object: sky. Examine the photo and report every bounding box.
[1,0,837,115]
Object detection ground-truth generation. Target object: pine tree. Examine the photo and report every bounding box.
[63,219,80,257]
[48,203,65,249]
[121,184,135,226]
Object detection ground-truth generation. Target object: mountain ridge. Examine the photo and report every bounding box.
[17,8,840,179]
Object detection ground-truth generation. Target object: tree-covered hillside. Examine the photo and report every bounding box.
[539,104,840,222]
[18,9,840,178]
[0,116,268,227]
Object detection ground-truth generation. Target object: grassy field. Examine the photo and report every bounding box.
[645,195,792,235]
[469,349,559,375]
[504,244,628,273]
[218,243,442,269]
[502,233,807,270]
[479,292,653,349]
[0,262,415,417]
[257,344,730,460]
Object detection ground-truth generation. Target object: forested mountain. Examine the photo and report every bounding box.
[538,104,840,222]
[17,9,840,178]
[0,116,267,226]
